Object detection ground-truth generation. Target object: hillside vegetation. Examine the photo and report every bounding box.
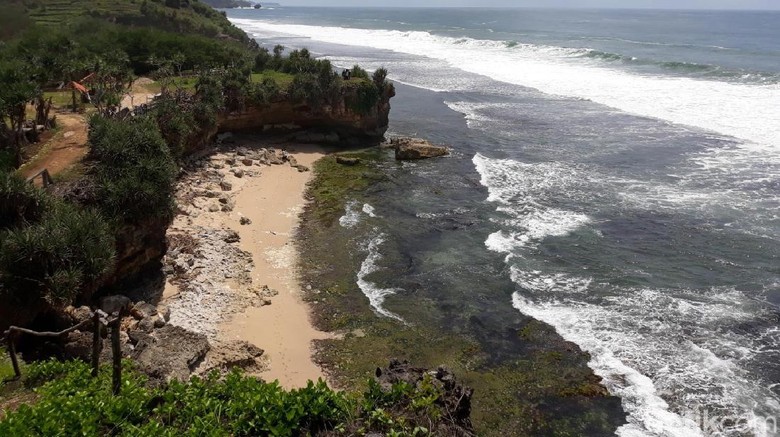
[8,0,252,43]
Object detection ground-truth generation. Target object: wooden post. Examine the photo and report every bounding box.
[111,316,121,395]
[7,332,21,380]
[91,312,101,378]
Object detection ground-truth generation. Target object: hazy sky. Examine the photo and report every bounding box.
[277,0,780,9]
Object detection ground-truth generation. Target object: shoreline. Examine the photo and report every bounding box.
[162,138,331,388]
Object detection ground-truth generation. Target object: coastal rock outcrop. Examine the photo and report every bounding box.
[374,359,474,435]
[130,324,210,384]
[390,137,450,160]
[217,83,395,143]
[336,156,361,166]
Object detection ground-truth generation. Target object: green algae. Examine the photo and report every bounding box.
[297,148,626,436]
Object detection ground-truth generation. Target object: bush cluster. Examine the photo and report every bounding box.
[88,116,177,223]
[0,360,448,436]
[0,173,115,308]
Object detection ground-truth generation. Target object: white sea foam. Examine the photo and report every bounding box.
[474,150,780,435]
[338,201,361,228]
[511,289,780,437]
[356,234,404,322]
[362,203,378,217]
[339,201,379,228]
[230,18,780,149]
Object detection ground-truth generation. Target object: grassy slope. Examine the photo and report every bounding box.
[18,0,249,42]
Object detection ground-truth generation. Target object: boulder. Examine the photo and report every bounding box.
[223,230,240,244]
[131,325,210,383]
[241,158,253,166]
[195,340,264,374]
[63,330,95,361]
[158,305,171,322]
[138,316,157,332]
[220,180,233,191]
[99,295,132,315]
[64,305,93,325]
[374,359,474,433]
[294,165,310,172]
[221,200,235,212]
[131,301,157,320]
[240,216,252,225]
[232,168,244,178]
[336,156,361,166]
[391,137,449,160]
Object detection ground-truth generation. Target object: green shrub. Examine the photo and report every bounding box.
[289,72,324,105]
[0,201,115,306]
[372,67,389,93]
[348,80,380,115]
[0,171,52,230]
[0,360,452,436]
[88,116,177,223]
[250,77,282,105]
[351,64,370,80]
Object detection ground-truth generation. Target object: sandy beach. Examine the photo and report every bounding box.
[221,144,331,387]
[163,141,331,388]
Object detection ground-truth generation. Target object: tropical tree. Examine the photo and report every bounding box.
[0,60,38,168]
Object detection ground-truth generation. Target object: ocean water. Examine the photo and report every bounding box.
[228,8,780,436]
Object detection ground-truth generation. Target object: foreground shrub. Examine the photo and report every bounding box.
[0,360,460,436]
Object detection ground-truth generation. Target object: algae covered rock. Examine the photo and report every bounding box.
[390,137,450,160]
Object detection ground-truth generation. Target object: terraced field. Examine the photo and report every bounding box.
[19,0,249,42]
[25,0,142,26]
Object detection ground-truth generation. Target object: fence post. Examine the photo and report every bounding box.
[91,312,101,378]
[7,331,21,380]
[111,315,122,395]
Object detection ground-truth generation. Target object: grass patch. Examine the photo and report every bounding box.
[51,162,86,184]
[43,91,74,109]
[251,70,296,89]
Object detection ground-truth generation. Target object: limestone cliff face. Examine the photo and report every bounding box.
[101,217,170,289]
[218,83,395,142]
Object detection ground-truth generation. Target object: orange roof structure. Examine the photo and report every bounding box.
[70,81,88,94]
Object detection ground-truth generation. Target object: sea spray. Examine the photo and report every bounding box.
[356,233,404,322]
[339,201,379,228]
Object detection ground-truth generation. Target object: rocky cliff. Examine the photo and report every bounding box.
[218,83,395,143]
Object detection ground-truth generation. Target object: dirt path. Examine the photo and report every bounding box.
[19,78,160,182]
[121,78,158,110]
[19,112,88,182]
